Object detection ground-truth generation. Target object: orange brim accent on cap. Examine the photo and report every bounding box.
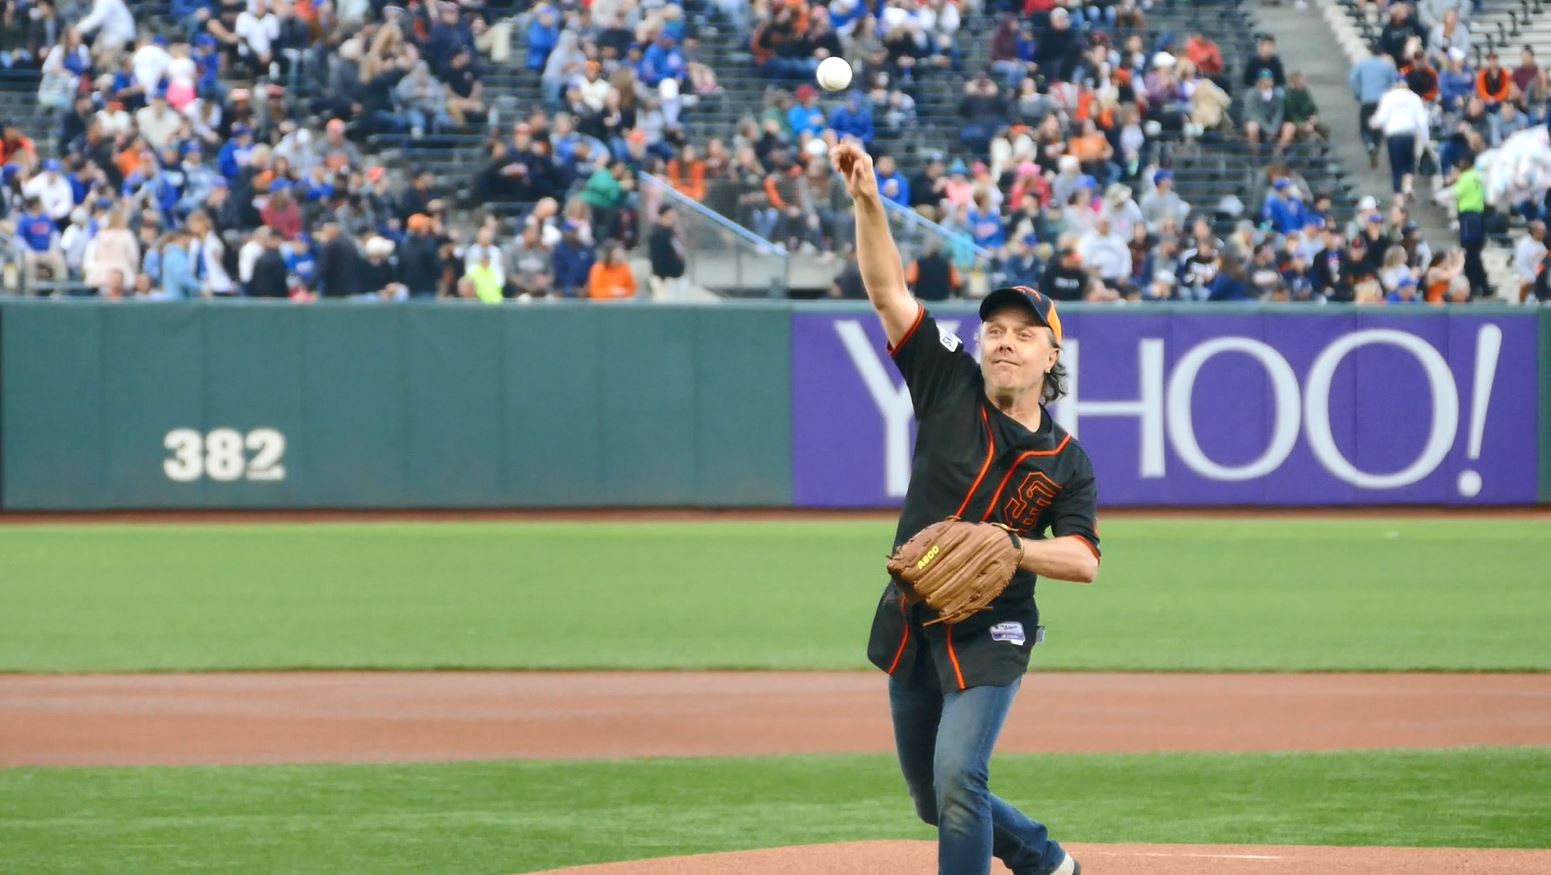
[1045,301,1063,346]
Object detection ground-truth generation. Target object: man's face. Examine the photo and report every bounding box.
[980,306,1059,398]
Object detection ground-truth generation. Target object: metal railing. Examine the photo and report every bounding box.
[639,172,791,298]
[880,198,996,274]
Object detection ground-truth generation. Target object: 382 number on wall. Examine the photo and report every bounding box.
[163,429,287,482]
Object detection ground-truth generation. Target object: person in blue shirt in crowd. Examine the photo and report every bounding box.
[526,5,561,72]
[1349,47,1401,165]
[218,124,255,180]
[1262,178,1310,235]
[787,85,826,138]
[874,153,911,208]
[160,227,203,298]
[639,32,685,87]
[1386,274,1422,303]
[551,221,595,297]
[967,194,1006,249]
[1208,260,1251,301]
[828,91,875,146]
[18,197,67,288]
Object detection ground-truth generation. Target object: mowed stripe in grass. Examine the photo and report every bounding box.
[1,519,1546,672]
[2,748,1548,874]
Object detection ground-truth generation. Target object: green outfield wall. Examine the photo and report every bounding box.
[0,301,793,509]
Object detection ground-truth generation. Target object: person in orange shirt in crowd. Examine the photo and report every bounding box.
[1185,32,1224,80]
[1476,50,1514,108]
[667,144,707,202]
[587,240,637,299]
[1402,49,1440,102]
[0,123,38,172]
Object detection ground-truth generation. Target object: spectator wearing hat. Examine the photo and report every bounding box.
[1385,274,1422,303]
[361,236,405,299]
[1140,170,1190,231]
[1262,179,1311,235]
[1438,48,1476,113]
[640,31,687,89]
[23,160,74,226]
[16,197,67,291]
[1448,155,1490,296]
[552,221,595,297]
[506,221,554,299]
[218,123,256,181]
[787,86,826,138]
[399,214,443,297]
[1243,69,1289,153]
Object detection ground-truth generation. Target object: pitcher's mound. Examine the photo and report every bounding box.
[533,840,1551,874]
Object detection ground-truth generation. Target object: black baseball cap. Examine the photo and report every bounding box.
[978,285,1064,345]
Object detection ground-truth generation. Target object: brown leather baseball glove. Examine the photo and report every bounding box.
[886,519,1025,626]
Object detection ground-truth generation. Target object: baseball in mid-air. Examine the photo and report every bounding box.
[816,56,853,91]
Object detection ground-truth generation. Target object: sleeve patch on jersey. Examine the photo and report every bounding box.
[939,325,962,352]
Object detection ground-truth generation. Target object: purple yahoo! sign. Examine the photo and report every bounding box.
[791,309,1542,507]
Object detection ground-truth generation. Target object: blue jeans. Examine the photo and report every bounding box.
[890,675,1066,875]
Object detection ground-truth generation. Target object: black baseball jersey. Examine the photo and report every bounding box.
[865,308,1101,692]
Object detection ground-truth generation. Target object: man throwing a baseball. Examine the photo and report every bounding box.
[831,139,1101,875]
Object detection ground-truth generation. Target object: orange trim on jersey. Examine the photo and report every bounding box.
[886,306,926,358]
[946,626,967,690]
[1071,534,1101,560]
[952,408,996,519]
[979,437,1071,522]
[885,596,911,675]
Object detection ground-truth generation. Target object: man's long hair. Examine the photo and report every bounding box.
[1042,360,1068,406]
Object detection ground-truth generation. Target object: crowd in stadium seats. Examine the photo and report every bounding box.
[1348,0,1550,301]
[0,0,1538,304]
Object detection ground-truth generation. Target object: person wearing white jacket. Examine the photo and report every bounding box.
[72,0,136,56]
[1369,79,1430,197]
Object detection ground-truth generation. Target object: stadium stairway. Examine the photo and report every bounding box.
[1266,0,1455,243]
[1320,0,1523,297]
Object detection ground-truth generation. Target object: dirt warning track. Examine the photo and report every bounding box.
[3,671,1549,767]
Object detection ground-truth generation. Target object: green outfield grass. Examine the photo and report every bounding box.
[2,748,1547,873]
[1,518,1546,673]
